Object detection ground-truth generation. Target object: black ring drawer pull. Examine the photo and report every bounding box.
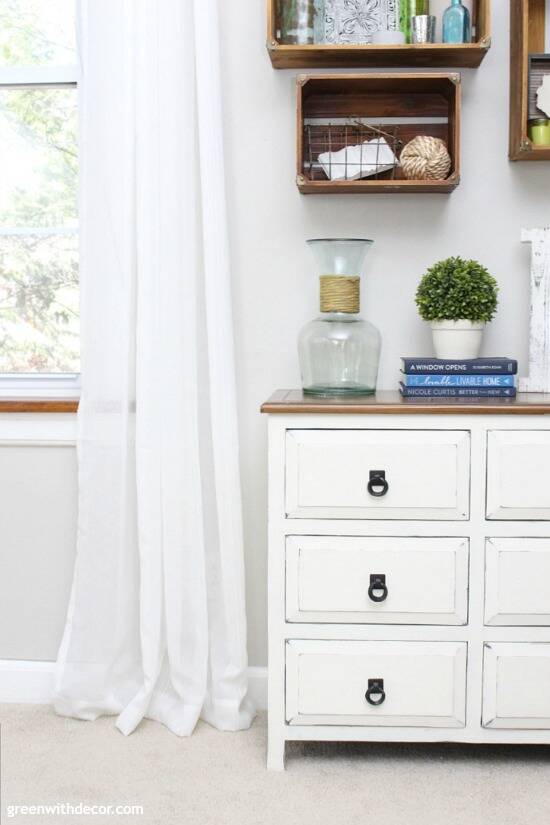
[367,470,389,498]
[365,679,385,706]
[368,574,388,603]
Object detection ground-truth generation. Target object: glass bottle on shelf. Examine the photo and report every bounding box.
[298,239,381,396]
[399,0,430,43]
[279,0,325,45]
[442,0,471,43]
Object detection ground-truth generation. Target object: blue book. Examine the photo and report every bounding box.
[400,383,517,398]
[402,374,516,388]
[401,357,518,375]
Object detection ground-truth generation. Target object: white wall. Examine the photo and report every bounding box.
[0,416,77,663]
[2,5,550,671]
[220,3,550,665]
[0,443,76,660]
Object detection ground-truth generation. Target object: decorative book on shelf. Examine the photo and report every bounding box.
[399,385,517,397]
[402,374,516,387]
[401,357,518,374]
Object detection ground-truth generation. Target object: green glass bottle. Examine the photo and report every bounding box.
[400,0,430,43]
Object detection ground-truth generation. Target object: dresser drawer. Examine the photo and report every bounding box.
[486,431,550,520]
[483,643,550,729]
[286,536,469,625]
[286,640,467,727]
[485,538,550,626]
[285,429,470,520]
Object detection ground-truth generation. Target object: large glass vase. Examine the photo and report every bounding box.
[298,239,381,396]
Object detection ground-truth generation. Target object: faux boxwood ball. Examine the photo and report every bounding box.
[415,257,499,323]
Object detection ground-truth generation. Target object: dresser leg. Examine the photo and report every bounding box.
[267,735,286,771]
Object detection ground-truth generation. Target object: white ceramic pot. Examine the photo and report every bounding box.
[430,320,485,359]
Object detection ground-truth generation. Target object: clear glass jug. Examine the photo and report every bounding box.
[298,239,381,396]
[279,0,324,44]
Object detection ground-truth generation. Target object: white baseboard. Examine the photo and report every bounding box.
[0,661,268,711]
[0,660,55,703]
[246,666,267,711]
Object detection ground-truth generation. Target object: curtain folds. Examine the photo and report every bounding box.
[53,0,255,736]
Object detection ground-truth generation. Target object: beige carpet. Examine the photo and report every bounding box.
[2,706,550,825]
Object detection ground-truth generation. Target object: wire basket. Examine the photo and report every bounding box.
[304,120,405,182]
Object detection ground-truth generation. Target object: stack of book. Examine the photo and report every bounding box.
[399,357,518,398]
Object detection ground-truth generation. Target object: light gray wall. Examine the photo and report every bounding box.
[3,5,550,669]
[0,444,76,660]
[220,3,550,665]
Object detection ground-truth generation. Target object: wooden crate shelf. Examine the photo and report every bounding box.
[268,0,491,70]
[510,0,550,160]
[297,73,461,194]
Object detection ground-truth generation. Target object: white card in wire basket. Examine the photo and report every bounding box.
[318,137,398,181]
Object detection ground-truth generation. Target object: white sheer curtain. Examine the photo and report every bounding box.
[53,0,255,737]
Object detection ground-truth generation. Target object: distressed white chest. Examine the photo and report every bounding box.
[262,390,550,770]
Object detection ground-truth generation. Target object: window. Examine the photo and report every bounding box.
[0,0,78,391]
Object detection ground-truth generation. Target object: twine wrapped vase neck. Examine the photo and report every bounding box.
[319,275,360,314]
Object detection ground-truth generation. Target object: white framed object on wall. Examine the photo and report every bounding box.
[521,227,550,393]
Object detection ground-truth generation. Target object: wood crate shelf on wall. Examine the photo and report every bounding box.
[268,0,491,70]
[297,73,461,194]
[510,0,550,160]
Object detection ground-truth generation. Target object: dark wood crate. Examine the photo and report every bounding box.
[297,73,461,194]
[510,0,550,160]
[267,0,491,70]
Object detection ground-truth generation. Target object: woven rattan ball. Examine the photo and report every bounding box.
[400,136,452,181]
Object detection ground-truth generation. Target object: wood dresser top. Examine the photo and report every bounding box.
[261,390,550,415]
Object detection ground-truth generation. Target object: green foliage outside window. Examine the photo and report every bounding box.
[0,0,78,373]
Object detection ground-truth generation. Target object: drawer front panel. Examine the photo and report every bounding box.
[286,536,469,625]
[285,429,470,520]
[483,643,550,729]
[487,431,550,520]
[286,640,467,727]
[485,538,550,626]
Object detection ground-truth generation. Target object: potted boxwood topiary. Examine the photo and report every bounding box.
[415,256,499,359]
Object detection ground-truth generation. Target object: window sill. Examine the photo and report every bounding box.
[0,397,78,413]
[0,374,80,410]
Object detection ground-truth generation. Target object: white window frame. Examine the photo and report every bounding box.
[0,59,80,398]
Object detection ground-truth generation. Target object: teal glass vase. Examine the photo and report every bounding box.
[298,239,381,396]
[442,0,471,43]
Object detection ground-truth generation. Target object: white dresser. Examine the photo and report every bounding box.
[262,390,550,770]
